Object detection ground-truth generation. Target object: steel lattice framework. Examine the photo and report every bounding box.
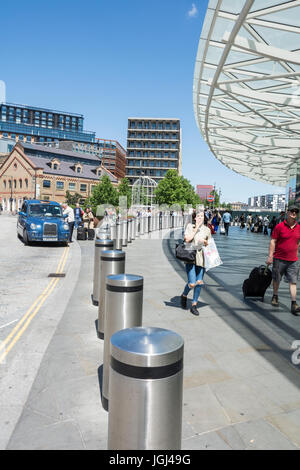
[193,0,300,187]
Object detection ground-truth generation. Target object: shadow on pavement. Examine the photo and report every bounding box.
[163,228,300,389]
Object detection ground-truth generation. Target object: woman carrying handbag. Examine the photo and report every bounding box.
[181,210,211,316]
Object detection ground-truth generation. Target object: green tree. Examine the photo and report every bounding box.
[65,190,83,206]
[154,170,200,208]
[88,175,118,213]
[117,178,132,208]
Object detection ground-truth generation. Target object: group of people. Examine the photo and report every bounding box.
[180,206,300,318]
[62,202,95,243]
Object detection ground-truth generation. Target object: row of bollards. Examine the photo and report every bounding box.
[92,214,186,450]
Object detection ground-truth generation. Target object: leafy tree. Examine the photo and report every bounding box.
[88,175,118,213]
[154,170,200,208]
[65,190,83,206]
[117,178,132,208]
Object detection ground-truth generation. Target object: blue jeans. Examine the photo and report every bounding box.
[75,216,81,229]
[182,264,205,304]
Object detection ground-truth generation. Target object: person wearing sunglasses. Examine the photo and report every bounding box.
[266,206,300,315]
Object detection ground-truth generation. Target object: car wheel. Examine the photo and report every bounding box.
[23,229,30,246]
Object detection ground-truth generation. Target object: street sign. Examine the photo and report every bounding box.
[207,195,214,202]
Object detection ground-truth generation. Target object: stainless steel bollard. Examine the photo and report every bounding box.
[107,327,184,450]
[135,217,140,238]
[131,218,136,241]
[98,250,125,339]
[102,274,143,411]
[121,220,127,247]
[110,224,117,244]
[127,219,132,243]
[92,238,114,306]
[114,221,122,250]
[139,217,144,236]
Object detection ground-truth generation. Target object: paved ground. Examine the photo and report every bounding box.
[1,216,300,450]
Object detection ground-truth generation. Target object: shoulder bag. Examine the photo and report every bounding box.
[175,241,196,263]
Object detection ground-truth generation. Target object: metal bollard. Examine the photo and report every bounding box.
[127,219,132,243]
[135,217,140,238]
[107,327,184,450]
[110,224,117,244]
[102,274,143,411]
[121,220,127,247]
[139,217,144,236]
[131,218,136,241]
[92,238,114,306]
[114,221,122,250]
[97,250,125,339]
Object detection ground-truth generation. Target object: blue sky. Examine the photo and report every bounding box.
[1,0,284,202]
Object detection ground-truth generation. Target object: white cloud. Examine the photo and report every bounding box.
[187,3,198,18]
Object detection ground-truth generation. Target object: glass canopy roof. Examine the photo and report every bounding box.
[193,0,300,187]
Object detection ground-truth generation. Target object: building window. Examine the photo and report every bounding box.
[3,180,6,189]
[56,181,64,190]
[25,179,28,188]
[43,180,51,188]
[91,185,97,192]
[19,179,22,189]
[69,182,76,191]
[80,184,87,192]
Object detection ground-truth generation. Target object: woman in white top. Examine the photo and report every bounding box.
[181,210,211,316]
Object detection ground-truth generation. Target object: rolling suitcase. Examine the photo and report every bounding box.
[242,265,272,301]
[77,226,87,240]
[88,228,95,240]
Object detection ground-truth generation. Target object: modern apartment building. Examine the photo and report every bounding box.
[0,102,96,144]
[248,194,286,211]
[126,117,181,185]
[196,184,214,199]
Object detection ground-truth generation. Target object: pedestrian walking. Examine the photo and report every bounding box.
[62,203,75,243]
[222,210,232,236]
[240,213,245,229]
[180,210,211,316]
[211,210,221,233]
[74,202,84,229]
[82,207,94,229]
[269,216,277,236]
[263,215,269,235]
[246,213,252,231]
[266,206,300,316]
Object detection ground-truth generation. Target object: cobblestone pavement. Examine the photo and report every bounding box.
[1,218,300,450]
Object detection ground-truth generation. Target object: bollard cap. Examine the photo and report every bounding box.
[95,238,114,247]
[110,327,184,368]
[101,249,125,261]
[106,274,143,289]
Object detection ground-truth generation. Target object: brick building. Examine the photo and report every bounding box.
[0,142,118,212]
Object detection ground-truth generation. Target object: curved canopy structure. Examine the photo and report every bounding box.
[193,0,300,187]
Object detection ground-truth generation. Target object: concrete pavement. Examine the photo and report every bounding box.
[2,220,300,449]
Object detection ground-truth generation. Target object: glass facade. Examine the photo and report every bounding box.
[0,103,95,144]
